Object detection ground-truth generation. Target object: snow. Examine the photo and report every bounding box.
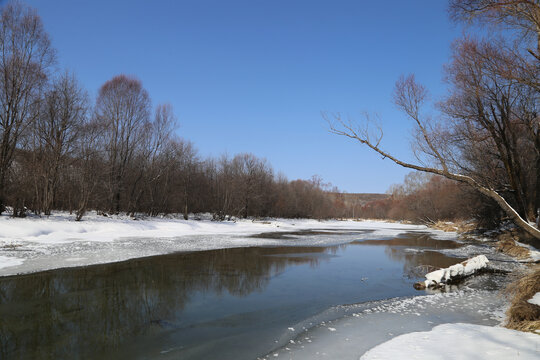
[0,212,425,244]
[424,255,489,287]
[0,255,23,269]
[262,289,509,359]
[360,323,540,360]
[528,292,540,306]
[0,212,431,276]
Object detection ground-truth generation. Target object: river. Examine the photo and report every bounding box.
[0,228,510,359]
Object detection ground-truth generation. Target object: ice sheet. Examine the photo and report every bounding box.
[260,289,509,359]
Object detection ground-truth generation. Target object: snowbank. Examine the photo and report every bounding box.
[360,323,540,360]
[0,212,424,244]
[421,255,489,288]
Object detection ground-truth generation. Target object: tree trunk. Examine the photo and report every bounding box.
[0,174,5,214]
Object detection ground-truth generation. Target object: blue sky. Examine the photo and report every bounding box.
[24,0,465,193]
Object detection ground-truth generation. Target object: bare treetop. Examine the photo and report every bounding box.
[449,0,540,56]
[0,1,56,212]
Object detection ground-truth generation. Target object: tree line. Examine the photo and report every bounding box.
[0,2,346,221]
[355,172,500,228]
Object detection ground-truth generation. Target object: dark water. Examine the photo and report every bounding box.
[0,232,467,360]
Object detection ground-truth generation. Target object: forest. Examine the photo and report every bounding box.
[0,2,348,221]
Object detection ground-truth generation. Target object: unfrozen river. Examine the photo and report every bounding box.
[0,230,510,359]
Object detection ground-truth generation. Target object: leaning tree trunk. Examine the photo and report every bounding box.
[329,119,540,241]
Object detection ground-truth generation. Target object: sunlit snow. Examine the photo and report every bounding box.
[360,323,540,360]
[424,255,489,287]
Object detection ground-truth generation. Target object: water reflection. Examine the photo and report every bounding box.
[353,233,465,279]
[353,232,462,249]
[0,247,334,359]
[384,248,463,278]
[250,229,373,239]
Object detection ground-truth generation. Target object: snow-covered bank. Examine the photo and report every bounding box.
[0,212,432,276]
[360,323,540,360]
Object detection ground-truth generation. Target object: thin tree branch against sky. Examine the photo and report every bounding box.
[23,0,464,193]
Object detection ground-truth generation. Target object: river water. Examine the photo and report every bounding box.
[0,230,509,359]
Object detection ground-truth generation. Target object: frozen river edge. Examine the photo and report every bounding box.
[0,212,438,276]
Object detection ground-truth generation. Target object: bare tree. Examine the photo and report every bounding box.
[94,74,151,214]
[326,73,540,239]
[0,1,55,213]
[449,0,540,58]
[136,104,178,216]
[230,153,273,218]
[73,119,103,221]
[450,0,540,227]
[442,38,537,219]
[173,139,198,220]
[33,72,88,215]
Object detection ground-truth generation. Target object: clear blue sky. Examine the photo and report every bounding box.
[24,0,464,193]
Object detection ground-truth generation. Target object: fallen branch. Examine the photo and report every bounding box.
[414,255,489,290]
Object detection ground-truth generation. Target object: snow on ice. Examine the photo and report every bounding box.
[261,290,509,360]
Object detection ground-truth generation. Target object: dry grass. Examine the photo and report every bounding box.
[353,218,414,224]
[430,220,478,233]
[431,221,459,232]
[505,264,540,333]
[496,233,531,260]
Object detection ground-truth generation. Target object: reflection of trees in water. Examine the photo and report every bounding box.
[353,233,464,280]
[384,247,464,279]
[0,246,335,359]
[356,233,461,249]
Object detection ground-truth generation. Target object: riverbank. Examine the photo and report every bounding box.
[440,219,540,334]
[427,220,540,335]
[356,220,540,360]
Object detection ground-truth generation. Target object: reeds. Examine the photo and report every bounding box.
[505,265,540,333]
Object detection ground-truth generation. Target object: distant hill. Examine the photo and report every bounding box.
[327,192,390,207]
